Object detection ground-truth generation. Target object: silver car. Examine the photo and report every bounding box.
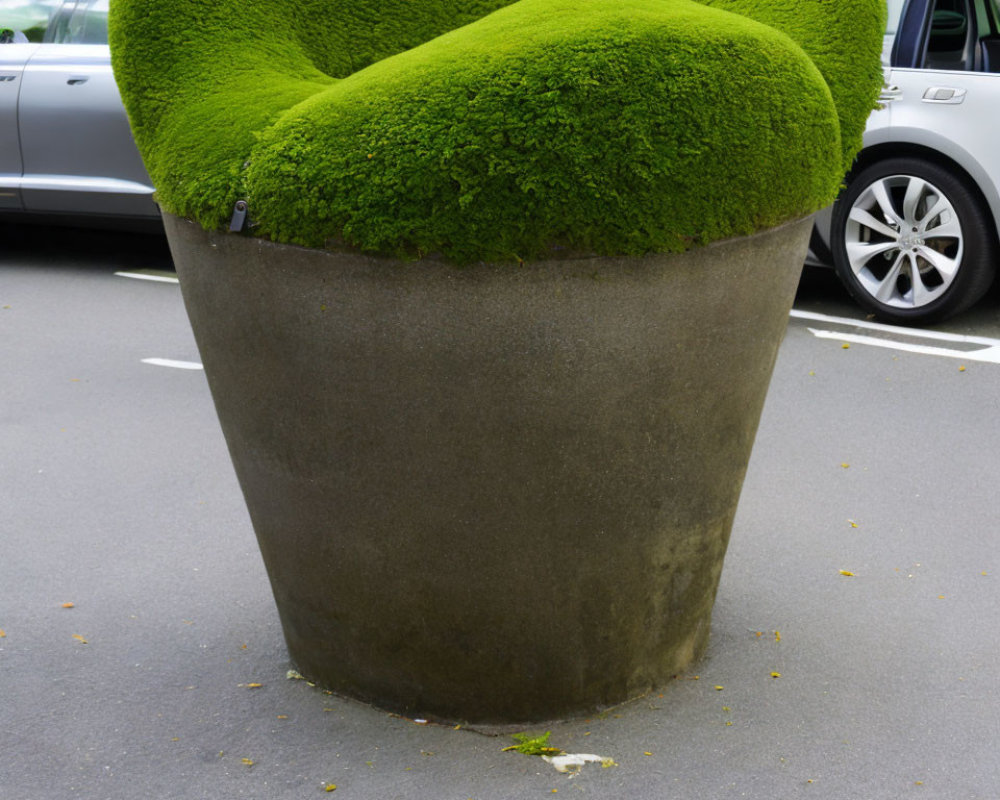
[811,0,1000,325]
[0,0,157,227]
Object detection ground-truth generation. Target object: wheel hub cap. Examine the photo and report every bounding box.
[899,232,925,250]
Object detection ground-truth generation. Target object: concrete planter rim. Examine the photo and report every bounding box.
[220,212,814,271]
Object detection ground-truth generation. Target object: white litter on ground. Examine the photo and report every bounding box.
[541,753,617,775]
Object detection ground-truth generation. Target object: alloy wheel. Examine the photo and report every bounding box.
[844,173,962,311]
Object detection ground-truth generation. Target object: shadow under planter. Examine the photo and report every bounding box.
[165,213,811,725]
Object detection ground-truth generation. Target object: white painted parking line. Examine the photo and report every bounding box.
[141,358,203,370]
[804,328,1000,363]
[790,309,1000,364]
[115,270,179,284]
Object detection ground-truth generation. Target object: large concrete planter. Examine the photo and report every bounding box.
[165,212,811,724]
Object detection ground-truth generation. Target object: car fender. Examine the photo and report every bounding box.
[810,122,1000,266]
[860,123,1000,240]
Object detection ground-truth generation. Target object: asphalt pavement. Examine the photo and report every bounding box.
[2,225,999,799]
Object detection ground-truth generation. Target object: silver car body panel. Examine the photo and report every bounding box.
[811,8,1000,264]
[15,43,155,215]
[0,1,157,222]
[876,67,1000,234]
[0,42,30,210]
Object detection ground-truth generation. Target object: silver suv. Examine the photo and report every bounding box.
[0,0,157,227]
[811,0,1000,324]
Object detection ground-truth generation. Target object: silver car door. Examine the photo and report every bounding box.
[0,0,45,211]
[881,63,1000,234]
[0,43,30,210]
[16,0,155,216]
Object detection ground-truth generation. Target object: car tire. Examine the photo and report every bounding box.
[831,157,996,325]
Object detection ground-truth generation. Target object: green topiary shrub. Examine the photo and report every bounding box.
[109,0,885,264]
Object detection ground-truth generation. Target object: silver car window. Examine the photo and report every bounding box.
[0,0,60,42]
[43,0,108,44]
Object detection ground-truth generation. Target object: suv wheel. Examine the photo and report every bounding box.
[831,157,996,325]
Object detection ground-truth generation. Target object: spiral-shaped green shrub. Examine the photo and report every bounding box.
[110,0,885,263]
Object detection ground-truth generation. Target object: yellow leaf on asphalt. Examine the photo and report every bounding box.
[770,672,782,678]
[240,683,263,689]
[241,758,254,767]
[72,634,88,644]
[775,631,781,642]
[61,602,75,609]
[839,570,855,577]
[324,784,337,792]
[714,685,724,691]
[0,629,6,638]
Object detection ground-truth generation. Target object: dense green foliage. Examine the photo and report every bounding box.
[109,0,885,263]
[697,0,887,176]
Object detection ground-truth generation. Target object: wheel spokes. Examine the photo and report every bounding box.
[848,205,900,240]
[844,172,965,310]
[916,243,960,280]
[902,177,928,224]
[917,195,949,231]
[908,252,931,306]
[923,210,961,241]
[872,252,906,303]
[870,178,905,229]
[846,239,899,271]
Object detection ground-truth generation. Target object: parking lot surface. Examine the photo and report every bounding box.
[2,226,999,799]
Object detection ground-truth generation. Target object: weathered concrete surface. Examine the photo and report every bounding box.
[6,234,1000,798]
[164,215,811,724]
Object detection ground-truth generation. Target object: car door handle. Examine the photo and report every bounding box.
[67,76,89,85]
[922,86,966,103]
[879,84,903,102]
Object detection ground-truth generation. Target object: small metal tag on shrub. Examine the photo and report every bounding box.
[229,200,249,232]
